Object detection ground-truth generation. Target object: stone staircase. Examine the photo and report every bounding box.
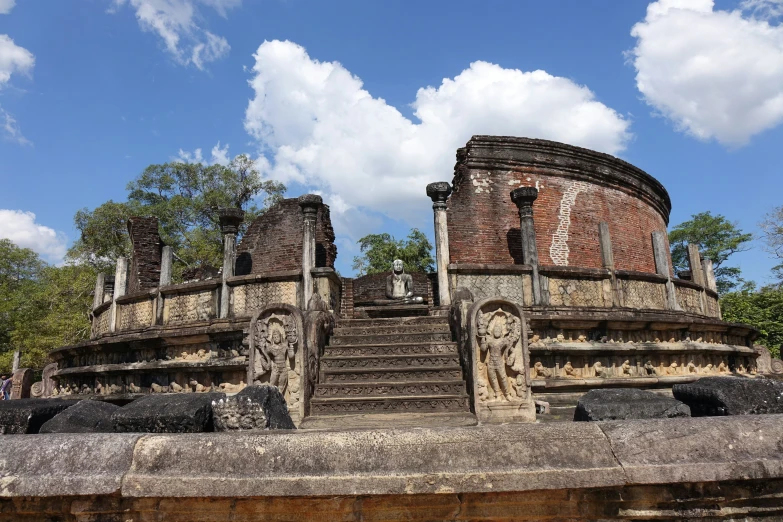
[306,315,473,426]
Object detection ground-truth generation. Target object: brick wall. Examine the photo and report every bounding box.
[127,217,163,293]
[447,137,672,275]
[236,199,337,276]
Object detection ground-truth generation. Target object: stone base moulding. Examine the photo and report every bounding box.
[2,416,783,520]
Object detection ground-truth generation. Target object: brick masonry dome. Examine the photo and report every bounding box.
[448,136,672,274]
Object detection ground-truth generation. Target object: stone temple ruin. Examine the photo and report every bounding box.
[4,136,783,520]
[34,135,769,425]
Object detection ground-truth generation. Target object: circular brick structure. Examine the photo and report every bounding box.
[448,136,671,273]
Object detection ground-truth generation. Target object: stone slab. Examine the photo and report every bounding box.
[599,414,783,485]
[0,433,142,497]
[122,423,624,497]
[39,399,119,433]
[112,392,225,433]
[212,385,295,431]
[673,376,783,416]
[574,389,690,421]
[0,399,75,434]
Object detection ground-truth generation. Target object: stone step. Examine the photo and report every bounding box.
[322,367,464,383]
[337,316,447,328]
[313,380,467,398]
[323,342,458,357]
[320,354,460,370]
[333,323,451,336]
[309,394,471,416]
[329,332,452,346]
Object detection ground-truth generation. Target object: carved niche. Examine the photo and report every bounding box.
[468,298,535,423]
[248,304,304,424]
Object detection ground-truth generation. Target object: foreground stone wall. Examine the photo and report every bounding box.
[2,415,783,520]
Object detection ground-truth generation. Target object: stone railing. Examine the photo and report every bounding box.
[89,267,341,339]
[448,263,720,319]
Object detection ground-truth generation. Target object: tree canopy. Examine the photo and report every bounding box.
[669,211,752,294]
[352,229,434,275]
[69,154,285,277]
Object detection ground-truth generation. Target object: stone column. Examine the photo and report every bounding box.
[510,187,543,305]
[426,182,453,307]
[599,222,620,307]
[298,194,322,309]
[156,246,173,324]
[109,257,128,333]
[651,231,680,311]
[217,208,245,319]
[92,273,106,310]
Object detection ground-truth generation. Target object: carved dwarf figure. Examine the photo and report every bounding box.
[385,259,424,304]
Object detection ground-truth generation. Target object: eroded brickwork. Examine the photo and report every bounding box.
[127,217,163,293]
[236,199,337,275]
[447,137,672,275]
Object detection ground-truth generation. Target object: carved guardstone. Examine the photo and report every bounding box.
[248,304,304,426]
[469,299,535,423]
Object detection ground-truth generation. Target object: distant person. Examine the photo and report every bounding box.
[0,375,10,400]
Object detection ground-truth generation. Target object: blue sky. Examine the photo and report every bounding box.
[0,0,781,284]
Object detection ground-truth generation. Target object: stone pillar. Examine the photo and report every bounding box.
[599,222,620,307]
[298,194,322,309]
[651,231,680,311]
[156,246,173,324]
[217,208,245,319]
[426,182,453,307]
[510,187,543,306]
[92,273,106,310]
[109,257,128,333]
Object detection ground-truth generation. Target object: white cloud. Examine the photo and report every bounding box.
[244,40,631,234]
[110,0,239,69]
[0,105,30,145]
[0,34,35,86]
[630,0,783,147]
[0,0,15,15]
[0,210,67,263]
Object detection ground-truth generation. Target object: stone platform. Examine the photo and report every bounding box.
[2,415,783,520]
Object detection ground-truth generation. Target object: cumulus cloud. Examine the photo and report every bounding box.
[630,0,783,147]
[0,105,30,145]
[0,0,15,15]
[244,40,631,234]
[0,210,68,263]
[110,0,240,69]
[0,34,35,86]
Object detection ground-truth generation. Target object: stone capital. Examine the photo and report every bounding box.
[426,182,452,210]
[298,194,322,218]
[510,187,538,217]
[217,207,245,235]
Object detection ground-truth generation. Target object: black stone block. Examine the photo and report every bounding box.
[574,389,690,422]
[673,377,783,416]
[213,385,296,431]
[112,393,225,433]
[40,399,119,433]
[0,399,76,434]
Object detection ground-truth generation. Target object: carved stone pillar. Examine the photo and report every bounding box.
[510,187,542,305]
[217,208,245,319]
[156,245,173,324]
[298,194,322,309]
[109,257,128,333]
[651,231,680,311]
[426,182,452,307]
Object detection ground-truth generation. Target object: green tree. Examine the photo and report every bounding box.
[721,284,783,358]
[352,229,435,276]
[669,212,753,294]
[69,154,285,277]
[760,205,783,283]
